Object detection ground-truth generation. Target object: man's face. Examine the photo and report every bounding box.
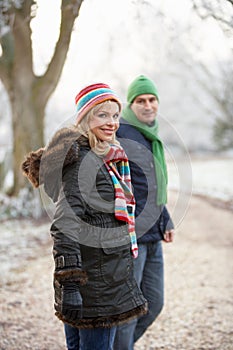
[131,94,158,125]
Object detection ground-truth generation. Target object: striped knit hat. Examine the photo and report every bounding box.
[75,83,122,123]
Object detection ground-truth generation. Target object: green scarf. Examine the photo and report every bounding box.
[122,105,168,205]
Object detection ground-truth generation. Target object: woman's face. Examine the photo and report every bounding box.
[89,101,120,142]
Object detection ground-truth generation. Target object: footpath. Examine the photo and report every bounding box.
[0,193,232,350]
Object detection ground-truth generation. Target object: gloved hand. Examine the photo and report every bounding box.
[54,280,83,321]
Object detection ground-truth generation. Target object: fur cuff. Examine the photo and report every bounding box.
[54,268,88,285]
[21,148,44,188]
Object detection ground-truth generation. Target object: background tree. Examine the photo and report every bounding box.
[0,0,84,195]
[191,0,233,150]
[192,0,233,36]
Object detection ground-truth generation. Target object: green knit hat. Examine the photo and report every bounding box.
[127,75,159,103]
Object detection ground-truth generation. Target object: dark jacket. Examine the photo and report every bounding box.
[22,127,147,329]
[116,119,174,243]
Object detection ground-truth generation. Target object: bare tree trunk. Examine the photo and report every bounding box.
[10,91,44,194]
[0,0,84,195]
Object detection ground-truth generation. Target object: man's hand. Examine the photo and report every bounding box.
[164,229,175,243]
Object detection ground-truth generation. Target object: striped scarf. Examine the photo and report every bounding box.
[104,144,138,258]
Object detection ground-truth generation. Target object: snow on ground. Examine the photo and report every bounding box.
[0,219,50,286]
[167,155,233,204]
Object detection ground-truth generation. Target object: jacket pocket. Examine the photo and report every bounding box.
[100,244,132,286]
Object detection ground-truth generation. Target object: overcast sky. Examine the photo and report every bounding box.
[31,0,231,103]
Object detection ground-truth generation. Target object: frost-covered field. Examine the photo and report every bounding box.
[167,156,233,206]
[0,219,50,285]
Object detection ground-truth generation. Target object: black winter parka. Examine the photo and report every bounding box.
[22,127,147,329]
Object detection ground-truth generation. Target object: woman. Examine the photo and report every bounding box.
[22,83,147,350]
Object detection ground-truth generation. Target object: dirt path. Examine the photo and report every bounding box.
[0,193,233,350]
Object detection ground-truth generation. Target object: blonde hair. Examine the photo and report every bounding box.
[75,100,120,156]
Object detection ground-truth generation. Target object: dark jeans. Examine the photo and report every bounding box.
[114,241,164,350]
[64,323,79,350]
[64,323,116,350]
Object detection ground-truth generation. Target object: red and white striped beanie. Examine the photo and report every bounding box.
[75,83,122,123]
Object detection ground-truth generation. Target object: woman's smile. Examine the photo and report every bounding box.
[89,101,120,142]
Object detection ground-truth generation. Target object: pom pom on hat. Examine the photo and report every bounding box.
[127,75,159,103]
[75,83,122,123]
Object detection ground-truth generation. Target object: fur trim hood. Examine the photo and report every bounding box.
[22,127,88,202]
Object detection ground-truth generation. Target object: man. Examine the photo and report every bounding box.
[114,75,175,350]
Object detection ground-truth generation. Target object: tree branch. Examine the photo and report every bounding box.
[12,1,34,74]
[35,0,83,106]
[192,0,233,33]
